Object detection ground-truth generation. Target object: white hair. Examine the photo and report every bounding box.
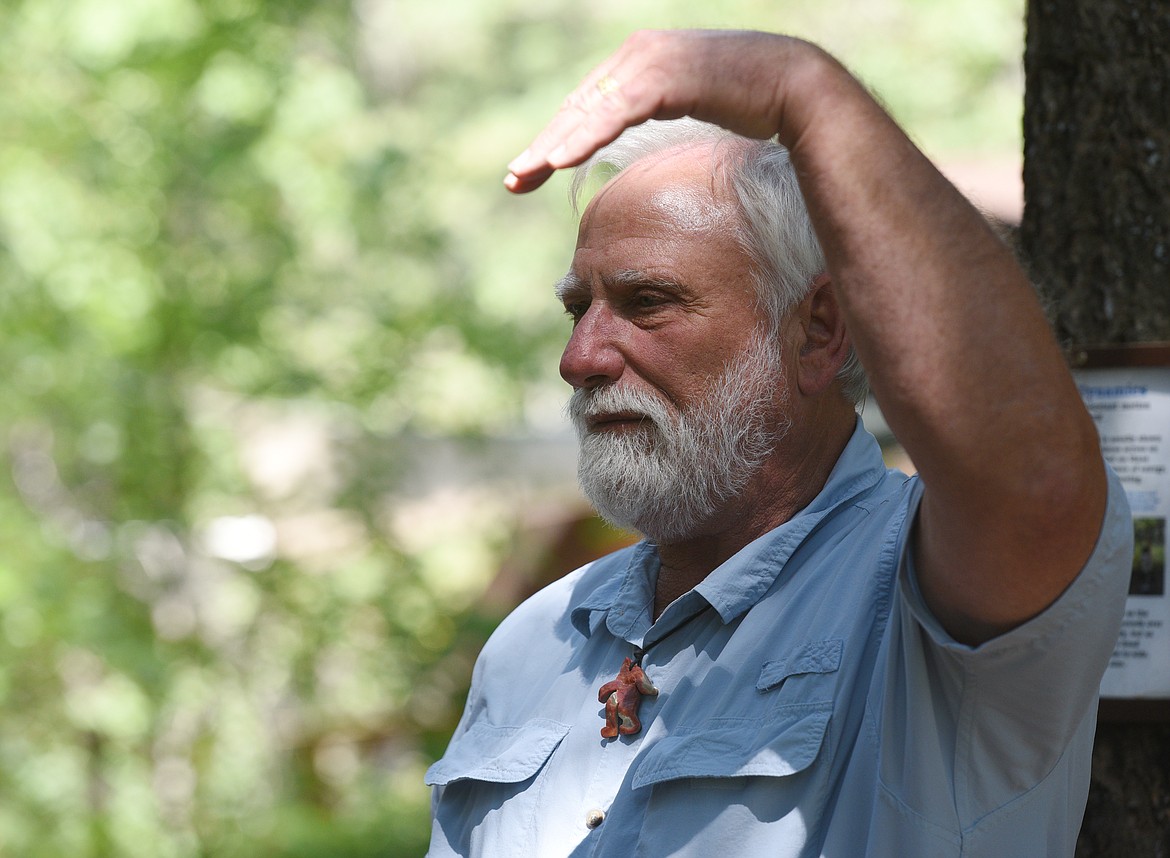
[571,118,868,405]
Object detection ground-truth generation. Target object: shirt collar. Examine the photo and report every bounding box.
[696,417,888,623]
[570,541,658,641]
[570,418,889,638]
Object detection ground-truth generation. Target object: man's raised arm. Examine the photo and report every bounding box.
[506,30,1108,645]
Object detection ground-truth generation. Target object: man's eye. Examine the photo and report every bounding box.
[633,293,667,310]
[565,302,589,322]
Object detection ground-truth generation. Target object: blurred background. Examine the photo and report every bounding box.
[0,0,1023,854]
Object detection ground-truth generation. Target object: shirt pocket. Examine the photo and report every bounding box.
[426,718,571,857]
[756,638,843,698]
[425,717,570,787]
[631,703,832,788]
[623,643,841,853]
[627,705,833,853]
[629,637,842,787]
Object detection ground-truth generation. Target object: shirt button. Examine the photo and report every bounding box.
[585,809,606,829]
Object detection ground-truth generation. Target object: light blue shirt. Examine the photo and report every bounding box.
[426,423,1131,857]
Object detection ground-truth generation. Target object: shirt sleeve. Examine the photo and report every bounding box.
[883,465,1132,826]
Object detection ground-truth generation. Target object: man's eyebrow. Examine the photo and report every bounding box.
[554,273,586,302]
[554,270,689,302]
[606,270,687,293]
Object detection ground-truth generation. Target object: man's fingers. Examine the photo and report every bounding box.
[504,48,655,193]
[503,30,769,194]
[503,163,554,194]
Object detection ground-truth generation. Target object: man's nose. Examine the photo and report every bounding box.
[559,304,625,389]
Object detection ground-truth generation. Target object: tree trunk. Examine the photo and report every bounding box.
[1021,1,1170,854]
[1021,0,1170,346]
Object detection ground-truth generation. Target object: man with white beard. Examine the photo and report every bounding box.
[426,31,1132,857]
[569,327,786,546]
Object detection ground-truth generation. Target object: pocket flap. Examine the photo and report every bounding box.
[631,705,831,788]
[756,639,843,691]
[425,718,570,786]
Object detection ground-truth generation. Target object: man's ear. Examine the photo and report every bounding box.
[794,274,852,396]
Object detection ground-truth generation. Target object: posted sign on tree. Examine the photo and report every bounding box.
[1074,345,1170,704]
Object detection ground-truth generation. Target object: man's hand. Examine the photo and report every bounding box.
[504,30,830,194]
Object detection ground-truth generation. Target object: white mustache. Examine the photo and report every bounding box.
[567,384,673,432]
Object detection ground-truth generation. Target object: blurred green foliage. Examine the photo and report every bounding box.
[0,0,1022,854]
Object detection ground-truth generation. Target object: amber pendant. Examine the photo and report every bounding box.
[597,656,659,738]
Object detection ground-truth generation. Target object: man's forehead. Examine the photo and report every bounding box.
[581,145,739,235]
[642,184,730,233]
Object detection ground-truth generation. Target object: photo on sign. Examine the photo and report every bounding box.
[1130,517,1166,597]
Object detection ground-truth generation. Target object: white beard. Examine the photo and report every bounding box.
[568,332,789,544]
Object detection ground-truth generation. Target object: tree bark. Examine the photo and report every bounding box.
[1021,0,1170,345]
[1021,1,1170,854]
